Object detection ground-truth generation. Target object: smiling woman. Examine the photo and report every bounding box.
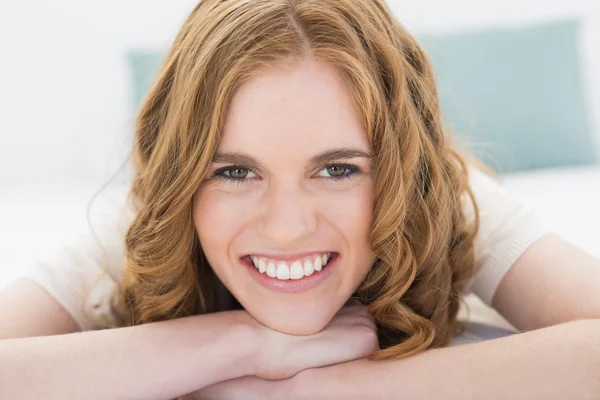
[2,0,600,399]
[124,0,480,354]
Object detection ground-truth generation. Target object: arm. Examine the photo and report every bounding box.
[0,278,80,338]
[1,280,379,400]
[0,279,259,400]
[492,234,600,330]
[301,318,600,400]
[298,234,600,399]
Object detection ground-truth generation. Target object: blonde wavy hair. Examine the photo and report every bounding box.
[121,0,483,361]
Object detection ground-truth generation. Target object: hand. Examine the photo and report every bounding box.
[253,301,379,380]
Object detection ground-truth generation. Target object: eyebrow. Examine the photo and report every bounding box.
[211,148,374,170]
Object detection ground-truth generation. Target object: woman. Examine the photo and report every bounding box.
[1,0,599,398]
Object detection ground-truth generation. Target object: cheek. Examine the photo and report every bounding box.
[193,190,250,261]
[319,183,374,287]
[321,183,374,243]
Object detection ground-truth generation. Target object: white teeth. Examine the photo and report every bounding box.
[313,255,322,272]
[276,262,290,280]
[249,253,333,280]
[303,259,314,276]
[258,258,267,273]
[290,261,304,280]
[266,261,277,278]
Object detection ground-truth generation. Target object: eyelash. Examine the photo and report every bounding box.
[211,163,362,185]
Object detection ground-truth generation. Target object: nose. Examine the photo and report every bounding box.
[256,182,318,245]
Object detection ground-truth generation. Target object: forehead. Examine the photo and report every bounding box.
[217,58,369,156]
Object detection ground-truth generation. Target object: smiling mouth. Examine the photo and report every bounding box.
[245,252,336,280]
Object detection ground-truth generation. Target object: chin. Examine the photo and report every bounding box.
[252,306,333,336]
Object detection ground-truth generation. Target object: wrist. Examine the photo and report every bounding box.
[228,310,263,377]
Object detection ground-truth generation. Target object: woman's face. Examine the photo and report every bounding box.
[193,57,375,335]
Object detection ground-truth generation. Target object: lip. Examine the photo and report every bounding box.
[242,252,338,294]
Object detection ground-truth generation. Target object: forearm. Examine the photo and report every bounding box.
[0,310,259,400]
[309,319,600,400]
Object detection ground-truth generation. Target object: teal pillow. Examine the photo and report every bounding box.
[128,51,165,111]
[417,19,597,172]
[128,19,597,172]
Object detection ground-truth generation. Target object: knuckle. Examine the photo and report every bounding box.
[347,305,369,318]
[357,329,379,353]
[355,323,378,340]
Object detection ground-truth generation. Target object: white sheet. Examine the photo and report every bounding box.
[0,181,101,289]
[501,164,600,258]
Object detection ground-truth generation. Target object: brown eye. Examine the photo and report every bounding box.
[316,164,360,180]
[229,167,249,179]
[326,165,347,177]
[212,165,257,184]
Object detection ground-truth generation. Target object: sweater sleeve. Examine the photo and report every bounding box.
[463,167,554,306]
[20,183,136,331]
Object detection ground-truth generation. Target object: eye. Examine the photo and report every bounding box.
[316,164,361,180]
[228,167,251,179]
[212,166,258,183]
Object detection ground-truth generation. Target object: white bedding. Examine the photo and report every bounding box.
[0,181,101,290]
[500,164,600,259]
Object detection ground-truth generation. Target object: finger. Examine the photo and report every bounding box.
[342,307,377,331]
[336,300,366,317]
[332,311,374,333]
